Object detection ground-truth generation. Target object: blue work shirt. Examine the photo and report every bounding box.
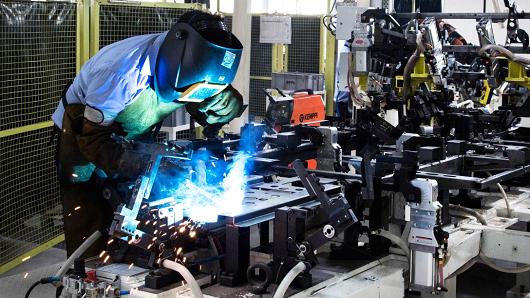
[52,32,168,128]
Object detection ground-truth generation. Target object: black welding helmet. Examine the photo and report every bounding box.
[154,12,243,103]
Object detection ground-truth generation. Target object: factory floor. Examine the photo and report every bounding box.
[0,244,516,298]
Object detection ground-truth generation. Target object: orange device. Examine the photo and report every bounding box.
[264,89,326,132]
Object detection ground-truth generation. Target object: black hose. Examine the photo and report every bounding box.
[24,281,41,298]
[55,285,64,298]
[25,277,61,298]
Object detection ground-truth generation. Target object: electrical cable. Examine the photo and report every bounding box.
[27,231,101,298]
[479,44,530,66]
[25,277,61,298]
[486,171,512,218]
[372,229,410,259]
[272,262,307,298]
[402,32,426,102]
[449,204,488,225]
[55,230,102,277]
[162,259,204,298]
[24,281,40,298]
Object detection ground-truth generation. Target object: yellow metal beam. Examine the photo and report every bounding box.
[324,27,336,116]
[319,16,326,74]
[249,76,272,80]
[89,0,100,57]
[0,121,54,139]
[0,234,65,275]
[76,0,90,72]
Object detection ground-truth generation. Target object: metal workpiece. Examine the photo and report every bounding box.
[315,126,342,171]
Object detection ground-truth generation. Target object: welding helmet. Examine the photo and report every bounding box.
[154,12,243,103]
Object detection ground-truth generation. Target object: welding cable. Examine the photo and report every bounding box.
[479,44,530,66]
[55,230,102,278]
[24,277,61,298]
[273,261,307,298]
[347,52,364,107]
[486,172,512,218]
[372,229,410,260]
[449,204,488,226]
[402,32,426,102]
[162,259,204,298]
[479,252,530,273]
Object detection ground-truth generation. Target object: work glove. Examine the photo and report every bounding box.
[117,140,190,179]
[186,85,244,135]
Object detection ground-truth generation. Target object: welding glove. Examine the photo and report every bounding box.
[117,140,190,179]
[185,84,244,136]
[77,119,186,180]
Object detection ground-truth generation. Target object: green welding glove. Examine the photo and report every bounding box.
[185,84,244,127]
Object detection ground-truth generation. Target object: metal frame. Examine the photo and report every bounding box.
[0,0,83,274]
[88,0,204,57]
[0,235,65,275]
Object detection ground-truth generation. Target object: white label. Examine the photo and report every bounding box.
[260,15,291,44]
[355,51,367,72]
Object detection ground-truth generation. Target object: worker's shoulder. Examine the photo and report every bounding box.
[86,33,162,76]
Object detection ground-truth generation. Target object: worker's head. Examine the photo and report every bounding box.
[154,10,243,103]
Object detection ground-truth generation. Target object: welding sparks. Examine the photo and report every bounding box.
[105,284,111,294]
[176,247,182,255]
[74,206,81,211]
[23,272,29,279]
[99,250,106,258]
[147,243,153,250]
[21,256,31,262]
[179,226,186,233]
[129,263,134,270]
[153,129,255,224]
[107,239,114,245]
[189,231,196,238]
[103,255,110,263]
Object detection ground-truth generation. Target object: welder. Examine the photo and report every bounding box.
[51,10,244,257]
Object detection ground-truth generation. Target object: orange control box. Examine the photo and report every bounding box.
[291,94,326,125]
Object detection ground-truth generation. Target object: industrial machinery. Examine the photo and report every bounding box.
[25,1,530,298]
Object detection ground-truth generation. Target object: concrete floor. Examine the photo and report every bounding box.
[0,247,66,298]
[0,245,517,298]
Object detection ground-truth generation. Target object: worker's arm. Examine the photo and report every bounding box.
[74,69,157,178]
[185,84,244,137]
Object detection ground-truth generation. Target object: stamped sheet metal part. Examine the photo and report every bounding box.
[215,176,341,228]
